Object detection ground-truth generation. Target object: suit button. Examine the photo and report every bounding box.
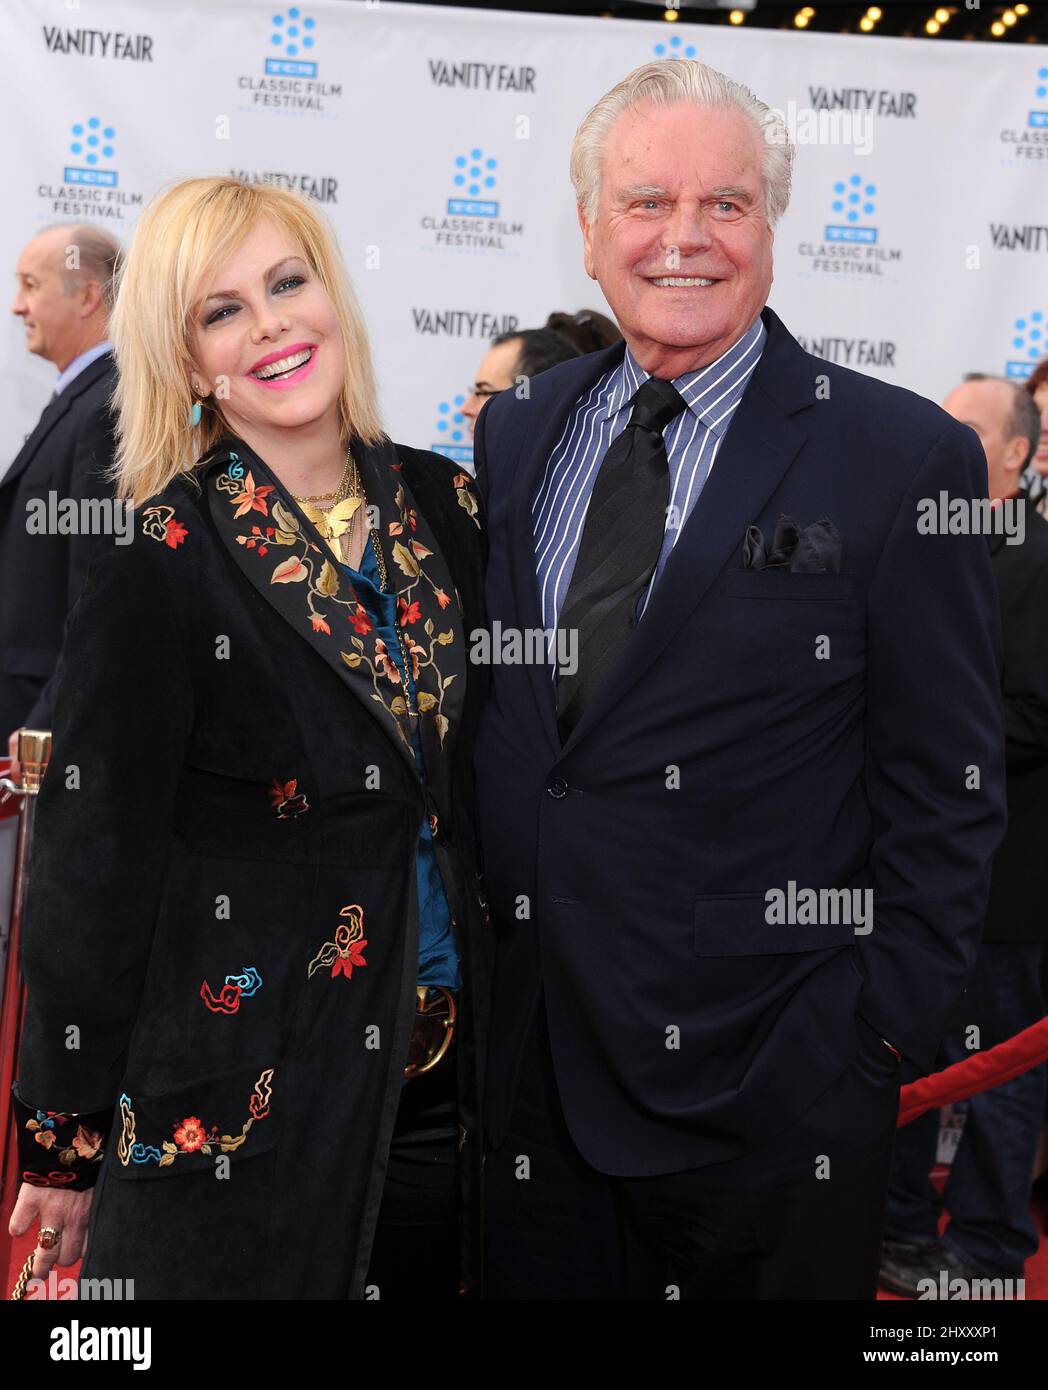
[547,776,568,799]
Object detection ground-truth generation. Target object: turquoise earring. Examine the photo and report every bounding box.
[189,399,202,427]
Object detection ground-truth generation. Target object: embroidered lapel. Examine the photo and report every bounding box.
[359,440,467,809]
[199,435,466,800]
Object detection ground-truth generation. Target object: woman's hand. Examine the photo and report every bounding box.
[8,1182,94,1283]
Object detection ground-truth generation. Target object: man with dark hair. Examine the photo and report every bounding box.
[461,328,579,443]
[880,374,1048,1298]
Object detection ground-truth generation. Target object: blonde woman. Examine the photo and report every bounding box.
[7,177,491,1300]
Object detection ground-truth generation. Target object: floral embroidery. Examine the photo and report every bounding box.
[200,966,262,1014]
[142,505,188,549]
[22,1170,78,1187]
[236,524,275,557]
[271,554,308,584]
[21,1110,104,1183]
[209,444,466,752]
[117,1069,274,1167]
[348,603,372,635]
[388,507,417,537]
[308,904,368,980]
[452,472,481,528]
[269,778,309,818]
[214,451,245,494]
[225,469,275,519]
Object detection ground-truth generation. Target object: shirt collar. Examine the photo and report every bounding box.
[606,315,766,440]
[54,340,112,396]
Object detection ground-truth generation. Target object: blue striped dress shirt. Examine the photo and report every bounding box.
[532,315,767,665]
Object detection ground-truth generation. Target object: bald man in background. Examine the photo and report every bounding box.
[3,223,122,755]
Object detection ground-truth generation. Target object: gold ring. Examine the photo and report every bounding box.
[38,1226,61,1250]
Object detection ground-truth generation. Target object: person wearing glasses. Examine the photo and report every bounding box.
[460,327,580,447]
[8,176,491,1301]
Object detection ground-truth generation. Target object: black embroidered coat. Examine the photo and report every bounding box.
[12,432,491,1299]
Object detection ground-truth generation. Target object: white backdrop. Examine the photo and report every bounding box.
[3,0,1047,473]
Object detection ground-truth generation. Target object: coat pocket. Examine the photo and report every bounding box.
[107,1059,279,1181]
[693,892,861,956]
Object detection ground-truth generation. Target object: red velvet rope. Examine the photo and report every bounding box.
[898,1012,1048,1126]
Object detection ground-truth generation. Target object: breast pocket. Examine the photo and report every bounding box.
[718,570,866,691]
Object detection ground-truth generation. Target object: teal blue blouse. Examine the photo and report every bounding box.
[338,536,461,989]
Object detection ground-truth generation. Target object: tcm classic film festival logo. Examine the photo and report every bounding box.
[999,67,1048,163]
[797,171,902,281]
[38,117,143,222]
[421,144,524,254]
[1003,308,1048,380]
[237,6,342,115]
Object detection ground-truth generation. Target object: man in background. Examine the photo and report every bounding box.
[880,375,1048,1298]
[3,223,122,751]
[461,327,580,444]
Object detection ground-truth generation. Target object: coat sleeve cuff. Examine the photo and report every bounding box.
[12,1084,111,1190]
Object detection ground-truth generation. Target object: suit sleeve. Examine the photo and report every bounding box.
[21,403,119,733]
[858,422,1007,1073]
[12,528,194,1187]
[1001,534,1048,773]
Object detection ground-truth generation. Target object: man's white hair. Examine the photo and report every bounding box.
[570,58,794,229]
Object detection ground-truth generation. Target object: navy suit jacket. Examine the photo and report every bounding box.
[472,304,1006,1175]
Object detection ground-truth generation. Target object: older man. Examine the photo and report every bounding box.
[3,223,121,749]
[472,59,1006,1300]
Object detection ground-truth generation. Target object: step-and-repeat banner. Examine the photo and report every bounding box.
[3,0,1046,471]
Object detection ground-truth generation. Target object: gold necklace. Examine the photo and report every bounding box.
[291,450,353,504]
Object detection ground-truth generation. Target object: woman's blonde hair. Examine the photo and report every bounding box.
[109,176,385,504]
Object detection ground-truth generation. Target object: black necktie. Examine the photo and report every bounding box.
[555,376,689,742]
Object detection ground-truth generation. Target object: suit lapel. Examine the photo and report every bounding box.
[2,352,115,493]
[202,436,419,777]
[553,306,816,757]
[507,341,628,756]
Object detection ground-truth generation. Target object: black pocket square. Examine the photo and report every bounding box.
[742,515,842,574]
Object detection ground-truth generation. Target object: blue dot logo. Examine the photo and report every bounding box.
[271,6,315,57]
[453,148,498,197]
[70,117,115,164]
[653,35,697,60]
[435,396,468,444]
[1013,310,1047,362]
[832,174,876,223]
